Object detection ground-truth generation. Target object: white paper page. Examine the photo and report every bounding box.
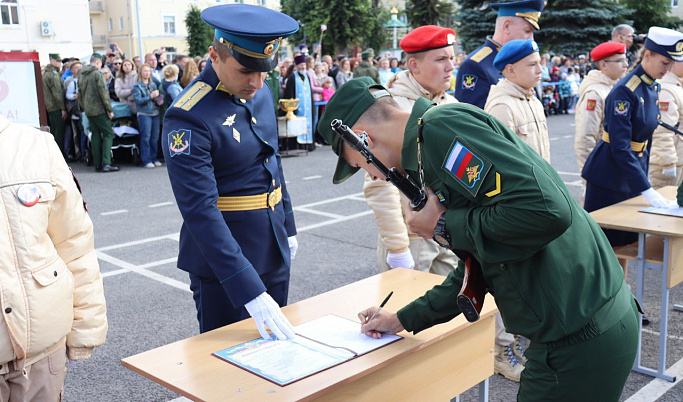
[295,314,401,356]
[639,206,683,218]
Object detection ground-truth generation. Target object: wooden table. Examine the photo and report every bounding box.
[589,186,683,382]
[122,268,498,401]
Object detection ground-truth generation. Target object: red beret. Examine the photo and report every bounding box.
[590,42,627,61]
[400,25,456,54]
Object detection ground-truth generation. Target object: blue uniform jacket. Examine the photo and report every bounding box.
[582,64,660,194]
[162,61,296,309]
[455,37,503,109]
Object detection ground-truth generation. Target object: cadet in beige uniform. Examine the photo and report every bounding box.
[650,62,683,187]
[362,25,458,274]
[575,42,628,194]
[485,39,549,163]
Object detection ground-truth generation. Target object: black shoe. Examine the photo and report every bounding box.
[642,315,650,326]
[97,164,120,172]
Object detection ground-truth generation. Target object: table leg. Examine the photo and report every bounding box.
[478,377,489,402]
[674,305,683,312]
[633,233,646,371]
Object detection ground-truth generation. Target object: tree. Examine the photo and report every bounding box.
[455,0,497,53]
[185,5,213,57]
[406,0,456,28]
[623,0,682,35]
[535,0,632,56]
[281,0,384,56]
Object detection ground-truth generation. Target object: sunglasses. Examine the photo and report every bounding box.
[113,62,122,65]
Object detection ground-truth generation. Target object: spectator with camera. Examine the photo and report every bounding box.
[612,24,641,67]
[133,63,163,169]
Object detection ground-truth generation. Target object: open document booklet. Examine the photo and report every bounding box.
[212,314,403,386]
[639,206,683,218]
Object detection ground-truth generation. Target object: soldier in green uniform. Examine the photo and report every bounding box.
[317,77,640,401]
[43,53,67,155]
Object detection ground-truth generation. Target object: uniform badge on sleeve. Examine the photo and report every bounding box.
[586,99,596,111]
[660,102,669,112]
[169,129,191,157]
[462,75,478,91]
[614,100,630,116]
[443,140,492,196]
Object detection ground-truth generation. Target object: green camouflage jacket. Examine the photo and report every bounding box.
[42,65,65,112]
[78,65,113,117]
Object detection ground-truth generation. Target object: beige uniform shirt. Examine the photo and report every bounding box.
[650,71,683,186]
[485,79,550,162]
[363,70,457,254]
[573,70,616,172]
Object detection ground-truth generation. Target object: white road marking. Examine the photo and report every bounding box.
[101,268,129,278]
[562,135,573,139]
[97,233,180,252]
[302,175,322,180]
[137,257,179,270]
[642,328,683,342]
[295,192,365,208]
[625,357,683,402]
[550,137,560,141]
[293,207,344,219]
[297,210,374,232]
[97,251,190,292]
[149,201,174,208]
[564,180,582,187]
[556,171,580,177]
[101,209,128,216]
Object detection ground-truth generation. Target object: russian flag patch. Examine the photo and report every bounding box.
[443,140,491,196]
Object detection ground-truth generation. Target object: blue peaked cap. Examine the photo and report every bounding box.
[201,4,298,72]
[491,0,546,29]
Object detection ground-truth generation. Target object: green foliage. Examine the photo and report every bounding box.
[623,0,682,35]
[535,0,632,56]
[456,7,497,53]
[406,0,456,28]
[185,5,213,57]
[281,0,387,56]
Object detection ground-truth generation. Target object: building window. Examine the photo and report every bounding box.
[108,18,113,32]
[163,16,175,34]
[673,0,679,8]
[119,17,124,31]
[0,0,19,26]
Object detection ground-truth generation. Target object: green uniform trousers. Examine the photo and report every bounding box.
[518,297,639,401]
[88,113,114,166]
[47,110,66,155]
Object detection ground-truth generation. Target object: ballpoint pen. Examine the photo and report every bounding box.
[366,291,393,324]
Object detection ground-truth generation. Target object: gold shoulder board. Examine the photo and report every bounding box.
[625,75,641,92]
[470,47,493,63]
[173,81,212,111]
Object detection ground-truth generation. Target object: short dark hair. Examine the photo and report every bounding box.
[212,37,231,62]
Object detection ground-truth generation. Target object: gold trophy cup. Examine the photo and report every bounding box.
[279,98,300,120]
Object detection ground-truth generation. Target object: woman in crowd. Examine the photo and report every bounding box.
[378,57,395,86]
[198,59,208,73]
[161,64,183,106]
[115,59,138,114]
[180,59,199,88]
[389,57,403,73]
[335,58,353,88]
[133,63,162,169]
[583,27,683,273]
[101,66,118,101]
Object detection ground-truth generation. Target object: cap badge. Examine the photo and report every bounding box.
[447,34,456,45]
[677,42,683,52]
[16,184,41,207]
[264,37,282,56]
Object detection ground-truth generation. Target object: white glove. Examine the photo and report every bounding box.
[288,236,298,260]
[386,250,415,269]
[662,167,677,178]
[642,187,679,209]
[244,292,295,340]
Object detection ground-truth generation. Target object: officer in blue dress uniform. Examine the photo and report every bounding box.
[455,0,545,109]
[583,27,683,248]
[162,4,299,339]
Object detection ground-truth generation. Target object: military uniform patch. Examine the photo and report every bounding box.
[586,99,596,111]
[614,100,630,116]
[168,129,191,157]
[660,102,670,112]
[470,47,492,63]
[443,140,491,196]
[462,75,478,91]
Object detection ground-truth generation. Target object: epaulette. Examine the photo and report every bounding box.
[625,75,641,92]
[173,81,212,111]
[470,47,492,63]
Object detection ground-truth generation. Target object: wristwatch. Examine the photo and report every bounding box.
[432,212,451,248]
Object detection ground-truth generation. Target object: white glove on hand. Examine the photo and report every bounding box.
[386,250,415,269]
[662,167,677,178]
[642,187,679,209]
[288,236,298,260]
[244,292,295,340]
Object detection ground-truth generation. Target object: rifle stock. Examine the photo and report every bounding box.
[331,119,488,322]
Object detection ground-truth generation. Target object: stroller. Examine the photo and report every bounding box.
[82,101,140,166]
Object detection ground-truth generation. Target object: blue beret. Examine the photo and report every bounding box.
[491,0,546,29]
[493,39,540,71]
[644,26,683,62]
[201,4,298,72]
